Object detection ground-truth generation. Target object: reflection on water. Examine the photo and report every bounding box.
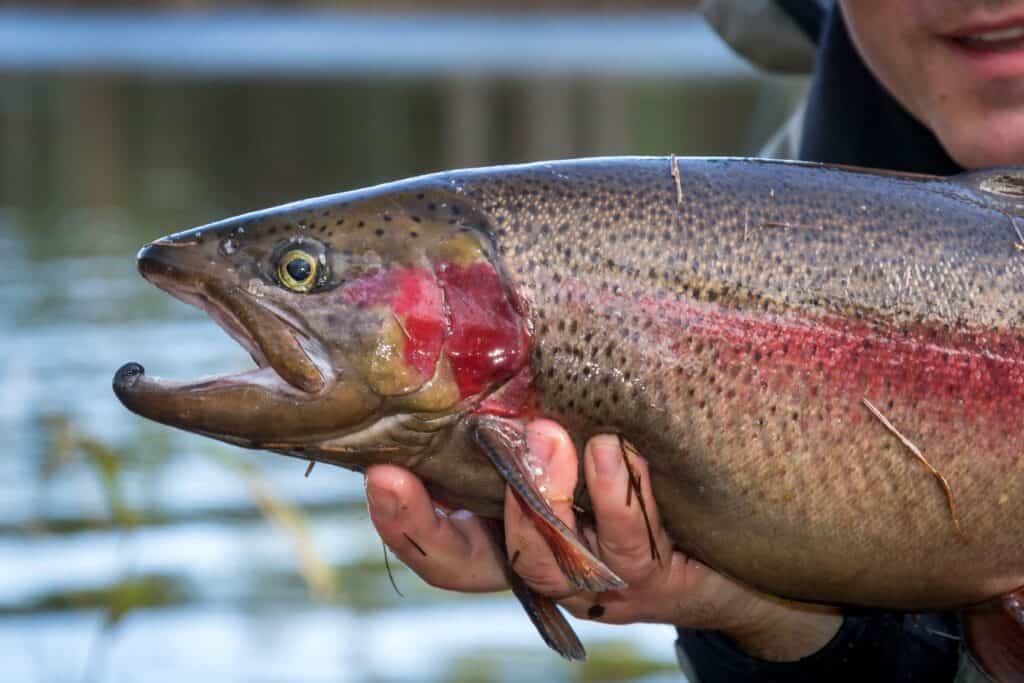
[0,15,802,681]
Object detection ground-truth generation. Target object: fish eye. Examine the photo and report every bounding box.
[277,249,318,292]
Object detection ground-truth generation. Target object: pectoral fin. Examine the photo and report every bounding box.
[468,414,625,592]
[486,519,585,661]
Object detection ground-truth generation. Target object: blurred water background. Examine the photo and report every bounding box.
[0,4,806,681]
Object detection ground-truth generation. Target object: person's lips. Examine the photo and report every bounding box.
[940,16,1024,79]
[953,24,1024,52]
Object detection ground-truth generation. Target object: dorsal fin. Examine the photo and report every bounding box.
[955,167,1024,202]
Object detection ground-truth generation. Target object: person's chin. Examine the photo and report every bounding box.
[933,108,1024,169]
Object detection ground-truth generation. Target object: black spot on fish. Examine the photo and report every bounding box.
[375,228,385,237]
[409,231,419,238]
[411,215,421,223]
[358,221,365,228]
[335,218,344,226]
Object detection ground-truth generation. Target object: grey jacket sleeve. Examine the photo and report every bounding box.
[698,0,818,74]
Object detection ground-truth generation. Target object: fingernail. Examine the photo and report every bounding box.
[367,484,399,520]
[526,429,556,467]
[590,435,622,478]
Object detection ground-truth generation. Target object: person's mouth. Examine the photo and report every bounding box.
[941,14,1024,79]
[953,24,1024,53]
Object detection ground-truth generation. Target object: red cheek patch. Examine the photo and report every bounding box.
[339,268,390,307]
[392,268,445,380]
[338,260,531,402]
[437,261,530,398]
[340,266,445,383]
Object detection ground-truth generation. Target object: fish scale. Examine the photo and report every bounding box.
[458,159,1024,608]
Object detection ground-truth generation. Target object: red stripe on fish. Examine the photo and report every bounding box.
[563,278,1024,427]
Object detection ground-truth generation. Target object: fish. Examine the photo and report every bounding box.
[113,157,1024,677]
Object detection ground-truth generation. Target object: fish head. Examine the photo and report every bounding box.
[113,185,531,471]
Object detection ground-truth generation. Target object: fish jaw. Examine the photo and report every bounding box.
[113,361,381,449]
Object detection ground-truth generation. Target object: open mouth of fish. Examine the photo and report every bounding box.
[113,241,332,403]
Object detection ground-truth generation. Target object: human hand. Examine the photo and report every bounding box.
[365,418,841,662]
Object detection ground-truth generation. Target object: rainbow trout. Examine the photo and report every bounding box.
[114,157,1024,677]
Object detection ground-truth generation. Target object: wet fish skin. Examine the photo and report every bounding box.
[486,158,1024,610]
[113,157,1024,615]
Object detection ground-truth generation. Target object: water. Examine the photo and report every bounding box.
[0,11,803,682]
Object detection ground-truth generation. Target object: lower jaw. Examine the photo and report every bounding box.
[186,365,306,395]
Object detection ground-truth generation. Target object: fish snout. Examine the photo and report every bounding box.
[112,362,145,398]
[137,239,200,285]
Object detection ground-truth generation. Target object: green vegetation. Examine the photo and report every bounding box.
[9,575,187,620]
[577,641,678,682]
[440,640,676,683]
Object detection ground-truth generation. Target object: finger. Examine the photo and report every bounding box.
[366,464,508,592]
[504,419,580,598]
[584,435,673,585]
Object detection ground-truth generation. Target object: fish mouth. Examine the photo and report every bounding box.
[114,240,332,404]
